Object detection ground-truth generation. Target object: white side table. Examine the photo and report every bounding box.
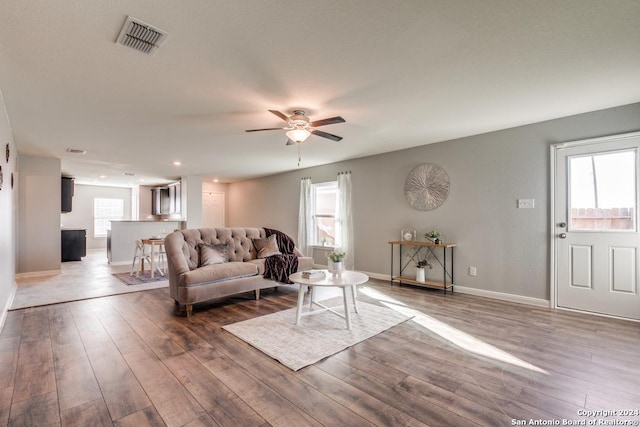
[289,270,369,330]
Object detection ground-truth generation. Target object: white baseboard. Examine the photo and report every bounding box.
[0,282,17,332]
[15,269,61,279]
[449,285,550,308]
[360,271,389,281]
[109,261,131,266]
[355,270,550,308]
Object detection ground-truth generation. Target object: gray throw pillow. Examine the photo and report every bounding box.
[199,243,229,266]
[252,234,281,258]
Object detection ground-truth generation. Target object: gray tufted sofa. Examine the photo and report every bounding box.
[164,227,313,316]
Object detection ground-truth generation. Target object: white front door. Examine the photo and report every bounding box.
[554,132,640,320]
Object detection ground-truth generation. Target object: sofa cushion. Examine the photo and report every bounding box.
[252,234,281,258]
[198,243,228,266]
[179,262,258,287]
[245,258,265,275]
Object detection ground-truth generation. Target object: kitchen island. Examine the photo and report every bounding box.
[107,220,184,264]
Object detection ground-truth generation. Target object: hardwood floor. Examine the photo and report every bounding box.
[1,280,638,426]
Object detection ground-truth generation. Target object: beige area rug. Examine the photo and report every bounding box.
[223,297,413,371]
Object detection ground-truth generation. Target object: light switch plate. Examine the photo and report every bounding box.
[517,199,535,209]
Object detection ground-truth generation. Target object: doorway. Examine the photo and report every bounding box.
[552,131,640,320]
[202,191,225,228]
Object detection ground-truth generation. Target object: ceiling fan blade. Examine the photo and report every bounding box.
[311,116,345,127]
[312,129,343,142]
[245,127,283,132]
[268,110,290,122]
[285,139,295,146]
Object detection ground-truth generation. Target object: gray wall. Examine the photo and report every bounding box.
[184,175,202,228]
[227,103,640,301]
[61,184,132,250]
[17,154,61,274]
[0,89,17,320]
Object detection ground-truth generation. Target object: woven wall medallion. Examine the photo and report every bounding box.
[404,163,449,211]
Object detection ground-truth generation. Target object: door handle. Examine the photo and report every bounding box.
[559,222,567,228]
[559,233,567,239]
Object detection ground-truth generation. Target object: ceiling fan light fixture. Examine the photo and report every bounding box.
[286,128,311,143]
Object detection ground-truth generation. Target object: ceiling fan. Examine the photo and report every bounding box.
[245,109,346,145]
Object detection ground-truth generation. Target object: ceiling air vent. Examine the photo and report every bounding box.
[66,148,87,154]
[116,16,167,55]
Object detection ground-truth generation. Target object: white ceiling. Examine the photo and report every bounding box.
[1,1,639,186]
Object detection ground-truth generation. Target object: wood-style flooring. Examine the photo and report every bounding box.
[1,280,639,426]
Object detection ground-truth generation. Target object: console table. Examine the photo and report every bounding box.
[388,240,456,294]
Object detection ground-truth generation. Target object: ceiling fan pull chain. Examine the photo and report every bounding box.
[298,143,301,167]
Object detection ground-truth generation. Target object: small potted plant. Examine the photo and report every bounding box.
[415,258,432,282]
[425,230,442,245]
[327,251,346,277]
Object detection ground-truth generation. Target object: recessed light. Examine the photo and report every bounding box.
[173,161,182,166]
[99,175,106,178]
[139,178,145,182]
[213,179,219,183]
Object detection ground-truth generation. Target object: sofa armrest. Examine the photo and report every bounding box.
[165,231,194,275]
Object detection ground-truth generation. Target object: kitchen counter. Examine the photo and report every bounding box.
[107,220,185,264]
[110,220,180,222]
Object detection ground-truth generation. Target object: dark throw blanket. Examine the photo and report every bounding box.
[263,228,299,284]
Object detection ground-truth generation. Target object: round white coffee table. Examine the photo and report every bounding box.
[289,270,369,330]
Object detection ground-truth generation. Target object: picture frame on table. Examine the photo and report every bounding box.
[401,228,416,241]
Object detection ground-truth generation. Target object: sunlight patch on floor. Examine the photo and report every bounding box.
[360,286,548,375]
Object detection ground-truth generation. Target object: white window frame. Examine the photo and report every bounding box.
[312,181,338,247]
[94,198,124,237]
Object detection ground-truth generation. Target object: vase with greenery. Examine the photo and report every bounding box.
[425,230,442,245]
[415,258,432,282]
[327,251,346,277]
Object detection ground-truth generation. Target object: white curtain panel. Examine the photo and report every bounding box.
[297,177,313,257]
[337,171,354,270]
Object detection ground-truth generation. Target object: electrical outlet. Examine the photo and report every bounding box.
[469,266,477,276]
[517,199,535,209]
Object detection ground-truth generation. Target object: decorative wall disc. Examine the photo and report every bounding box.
[404,163,450,211]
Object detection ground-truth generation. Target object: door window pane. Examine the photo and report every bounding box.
[569,150,636,231]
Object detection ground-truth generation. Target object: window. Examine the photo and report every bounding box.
[312,181,338,246]
[94,198,124,237]
[569,149,636,231]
